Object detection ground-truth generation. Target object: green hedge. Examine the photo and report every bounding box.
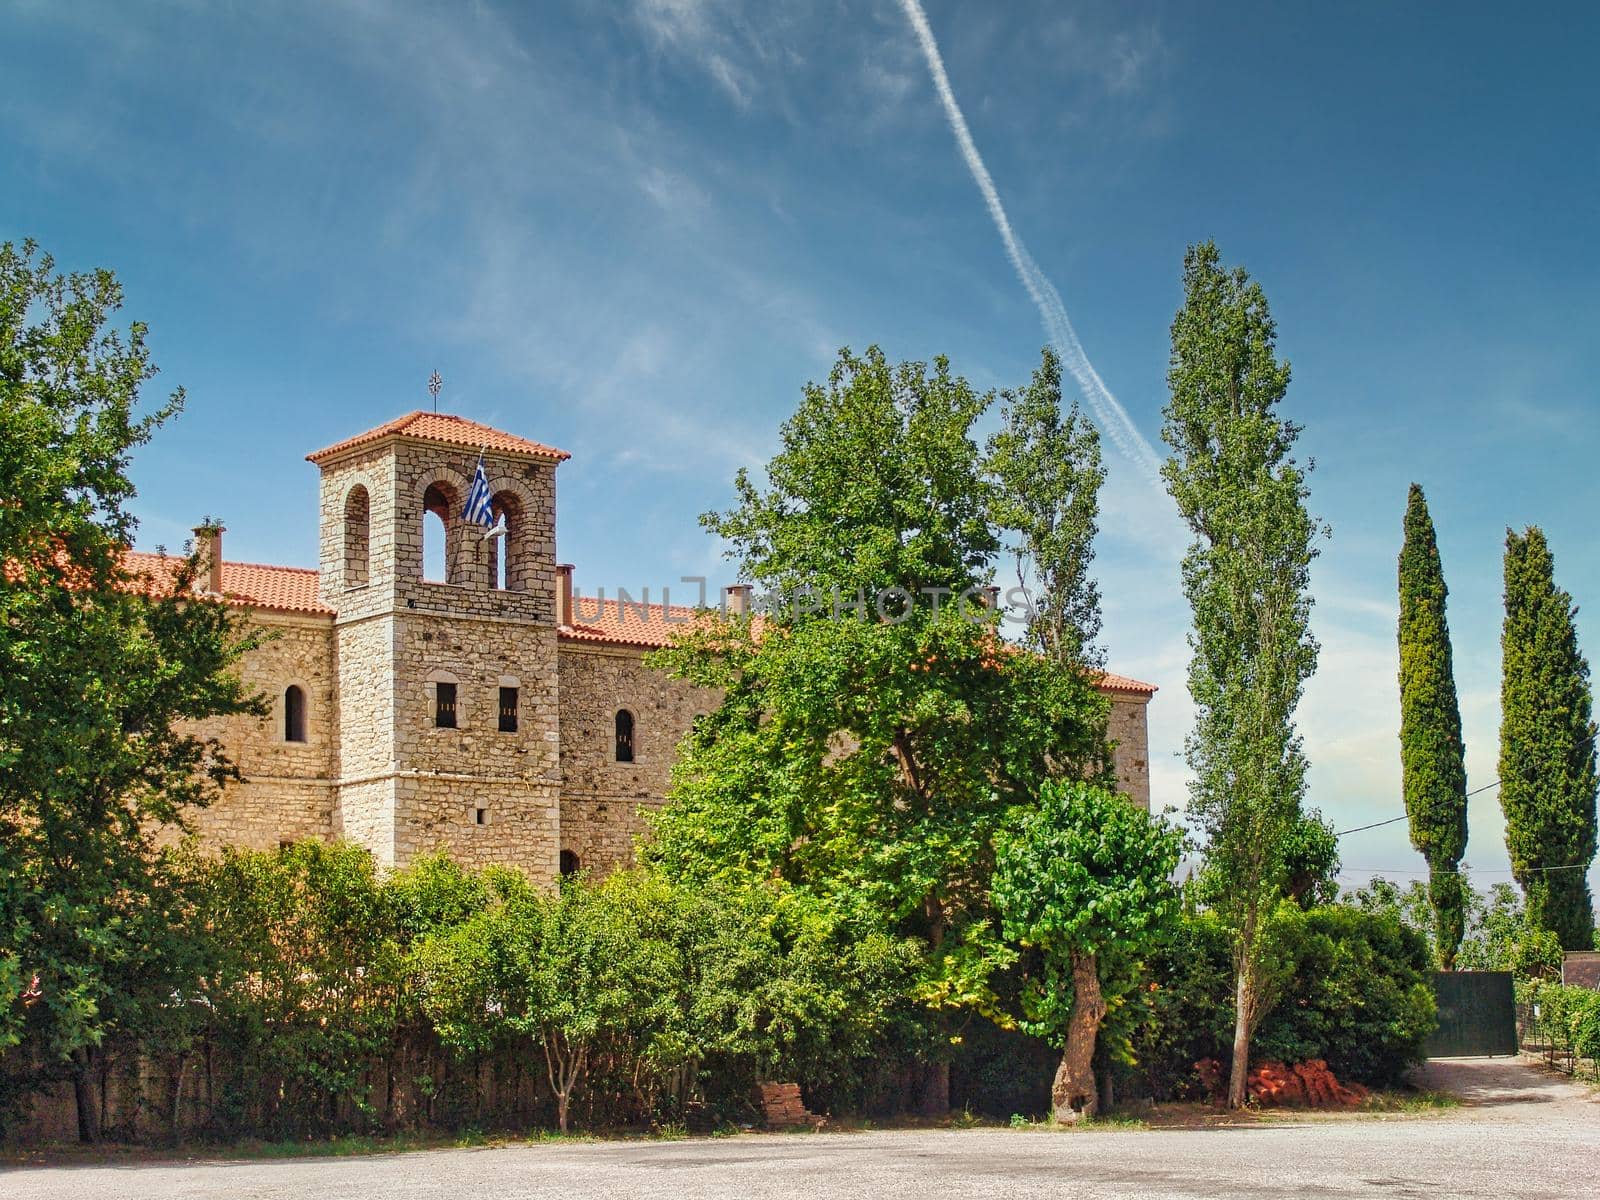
[1520,979,1600,1066]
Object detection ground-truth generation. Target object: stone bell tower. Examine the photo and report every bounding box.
[306,411,570,882]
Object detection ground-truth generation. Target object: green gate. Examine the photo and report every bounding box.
[1425,971,1517,1057]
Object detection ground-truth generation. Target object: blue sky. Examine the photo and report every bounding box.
[5,1,1598,899]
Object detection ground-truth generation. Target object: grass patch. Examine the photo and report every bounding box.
[1005,1112,1149,1132]
[1361,1088,1460,1114]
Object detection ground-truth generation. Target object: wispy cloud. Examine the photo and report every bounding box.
[632,0,757,109]
[896,0,1165,486]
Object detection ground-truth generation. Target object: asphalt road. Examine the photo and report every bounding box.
[7,1058,1595,1200]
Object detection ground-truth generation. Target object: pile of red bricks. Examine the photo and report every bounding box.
[756,1082,823,1129]
[1195,1058,1370,1108]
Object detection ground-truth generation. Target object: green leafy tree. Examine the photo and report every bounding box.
[418,870,675,1133]
[1500,527,1598,949]
[0,240,262,1140]
[1397,484,1470,967]
[202,841,405,1137]
[1455,880,1564,977]
[649,347,1108,1113]
[1161,241,1324,1107]
[992,782,1182,1122]
[987,347,1107,671]
[1282,811,1340,909]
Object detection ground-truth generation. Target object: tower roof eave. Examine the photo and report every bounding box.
[306,411,571,466]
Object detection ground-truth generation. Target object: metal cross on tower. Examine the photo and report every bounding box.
[427,370,442,413]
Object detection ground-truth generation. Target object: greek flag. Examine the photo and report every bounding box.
[462,454,495,530]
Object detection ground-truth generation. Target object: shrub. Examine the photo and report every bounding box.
[201,841,406,1136]
[1524,980,1600,1064]
[1126,908,1235,1100]
[1253,906,1436,1086]
[1127,902,1436,1095]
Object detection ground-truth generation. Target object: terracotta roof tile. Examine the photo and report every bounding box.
[1095,671,1158,697]
[106,558,1157,694]
[560,595,705,649]
[306,411,571,465]
[122,552,332,616]
[557,593,1157,696]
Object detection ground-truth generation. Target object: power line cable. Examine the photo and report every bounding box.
[1334,729,1598,838]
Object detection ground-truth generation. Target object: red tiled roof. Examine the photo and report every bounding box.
[557,593,1157,696]
[560,595,706,649]
[122,552,332,616]
[108,557,1158,694]
[306,411,571,465]
[1096,671,1158,698]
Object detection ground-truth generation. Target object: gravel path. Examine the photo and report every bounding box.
[6,1057,1595,1200]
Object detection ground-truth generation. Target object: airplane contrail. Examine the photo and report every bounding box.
[896,0,1165,485]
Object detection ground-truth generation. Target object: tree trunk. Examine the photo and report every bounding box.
[1051,951,1106,1124]
[916,887,951,1118]
[169,1052,189,1140]
[72,1049,100,1144]
[556,1089,570,1134]
[1227,968,1252,1109]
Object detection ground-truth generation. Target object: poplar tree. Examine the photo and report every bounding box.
[1397,484,1469,968]
[1499,527,1598,950]
[986,347,1107,672]
[1161,241,1323,1108]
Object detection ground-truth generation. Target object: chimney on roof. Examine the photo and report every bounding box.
[724,583,752,617]
[194,523,225,595]
[556,564,574,628]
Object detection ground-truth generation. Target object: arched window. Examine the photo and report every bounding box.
[614,709,635,763]
[284,685,307,743]
[422,482,455,583]
[487,489,524,591]
[343,485,370,588]
[560,850,581,877]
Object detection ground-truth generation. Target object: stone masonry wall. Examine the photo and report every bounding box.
[317,442,397,619]
[172,427,1157,883]
[179,612,336,851]
[387,440,558,625]
[1108,695,1152,810]
[332,614,398,860]
[387,611,562,882]
[557,642,717,875]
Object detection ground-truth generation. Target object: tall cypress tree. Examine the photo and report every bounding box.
[1499,527,1598,950]
[1397,484,1469,968]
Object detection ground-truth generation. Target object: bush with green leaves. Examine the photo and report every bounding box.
[1253,905,1436,1086]
[200,840,407,1136]
[414,866,917,1131]
[1344,876,1567,979]
[1128,901,1436,1095]
[1522,979,1600,1065]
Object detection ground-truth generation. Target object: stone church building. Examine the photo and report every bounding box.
[143,411,1155,885]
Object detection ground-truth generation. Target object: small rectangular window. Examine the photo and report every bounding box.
[435,681,457,729]
[474,806,488,826]
[498,686,519,733]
